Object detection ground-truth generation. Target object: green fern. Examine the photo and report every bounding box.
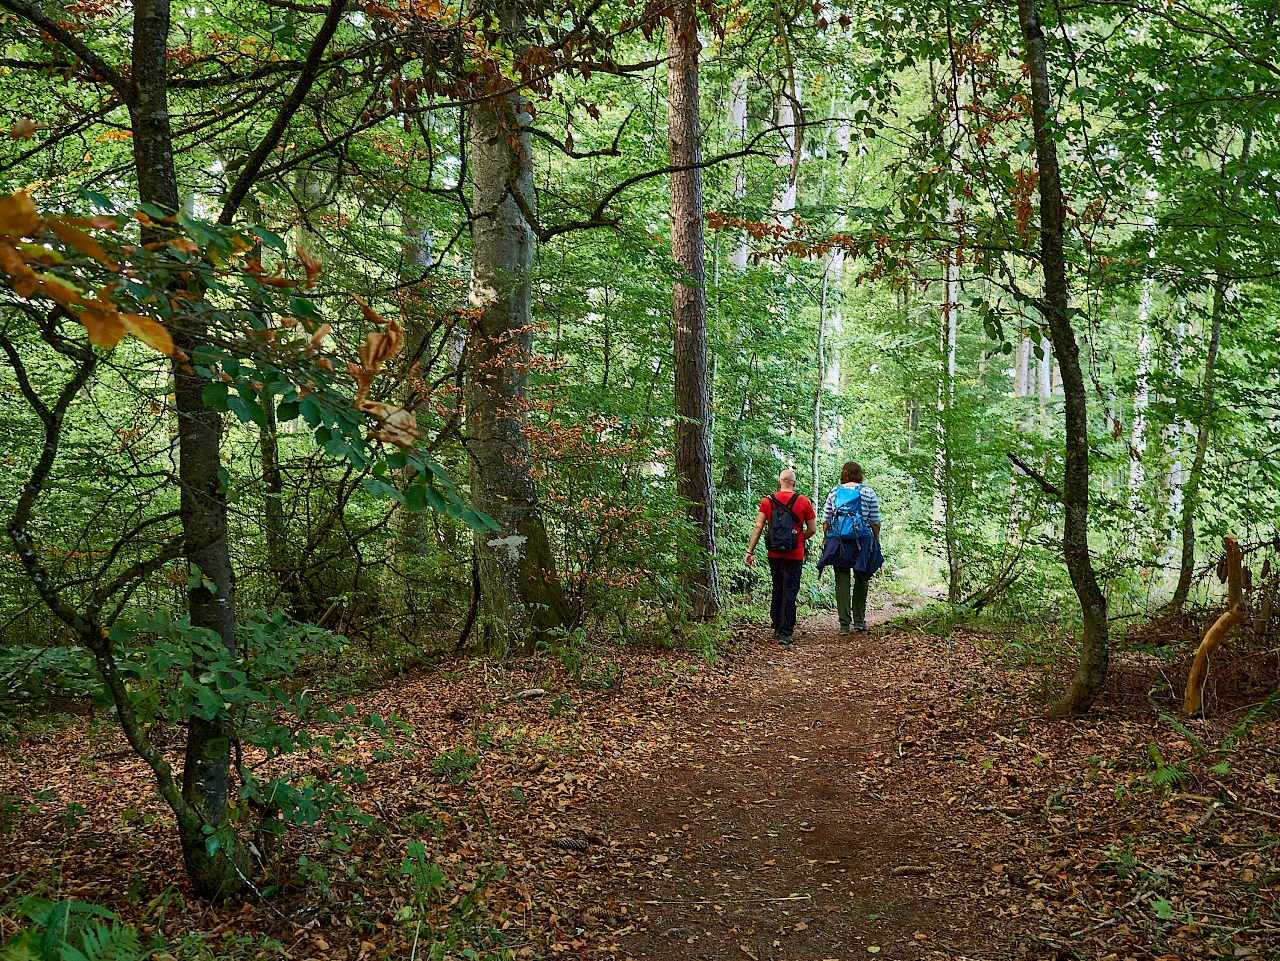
[1159,713,1204,750]
[1222,689,1280,751]
[0,898,146,961]
[59,922,142,961]
[0,931,42,961]
[1150,764,1191,789]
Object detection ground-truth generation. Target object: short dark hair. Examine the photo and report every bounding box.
[840,461,864,484]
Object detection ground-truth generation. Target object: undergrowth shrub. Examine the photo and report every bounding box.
[528,415,700,629]
[0,896,152,961]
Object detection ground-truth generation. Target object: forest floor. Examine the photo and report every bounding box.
[2,594,1278,961]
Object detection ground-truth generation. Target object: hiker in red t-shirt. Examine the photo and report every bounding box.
[744,469,817,645]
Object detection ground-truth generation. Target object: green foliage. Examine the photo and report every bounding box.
[536,628,621,692]
[1146,743,1192,792]
[430,748,481,784]
[1222,689,1280,752]
[0,898,148,961]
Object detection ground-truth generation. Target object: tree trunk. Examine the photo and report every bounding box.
[810,269,828,505]
[1017,0,1110,716]
[666,1,720,619]
[728,76,750,271]
[465,0,570,650]
[261,398,289,590]
[379,228,433,621]
[129,0,249,898]
[1170,278,1226,608]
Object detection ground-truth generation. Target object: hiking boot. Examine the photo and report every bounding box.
[838,625,851,636]
[855,620,869,632]
[778,635,793,646]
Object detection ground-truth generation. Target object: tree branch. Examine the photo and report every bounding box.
[218,0,347,225]
[0,0,133,102]
[1007,451,1063,501]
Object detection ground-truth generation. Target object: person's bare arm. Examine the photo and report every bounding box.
[805,517,818,539]
[745,511,767,567]
[872,522,881,541]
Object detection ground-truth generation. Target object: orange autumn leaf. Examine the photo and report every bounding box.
[0,243,36,283]
[120,313,175,356]
[30,272,83,308]
[349,295,417,448]
[47,221,119,270]
[168,237,199,256]
[0,191,39,238]
[80,307,128,349]
[297,246,323,286]
[256,273,301,288]
[58,215,120,231]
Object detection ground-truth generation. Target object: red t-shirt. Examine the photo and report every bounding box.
[759,491,816,561]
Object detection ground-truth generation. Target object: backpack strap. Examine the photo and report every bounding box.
[770,492,802,526]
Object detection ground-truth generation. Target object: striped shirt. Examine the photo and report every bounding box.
[822,483,881,529]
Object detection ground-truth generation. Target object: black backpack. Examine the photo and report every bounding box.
[765,492,802,554]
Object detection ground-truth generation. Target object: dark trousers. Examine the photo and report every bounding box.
[768,556,804,637]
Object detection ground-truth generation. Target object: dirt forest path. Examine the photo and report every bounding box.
[578,598,1003,961]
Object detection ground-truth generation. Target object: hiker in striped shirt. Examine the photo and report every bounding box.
[821,461,882,634]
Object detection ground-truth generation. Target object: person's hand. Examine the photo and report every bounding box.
[744,552,756,568]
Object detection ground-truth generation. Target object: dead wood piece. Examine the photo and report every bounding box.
[500,688,546,703]
[1184,536,1246,716]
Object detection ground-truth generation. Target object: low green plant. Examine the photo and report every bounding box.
[395,844,512,960]
[0,896,152,961]
[430,747,480,784]
[1222,689,1280,751]
[1146,743,1192,792]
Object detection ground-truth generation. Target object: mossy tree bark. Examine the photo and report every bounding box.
[464,0,570,652]
[132,0,250,898]
[1016,0,1110,716]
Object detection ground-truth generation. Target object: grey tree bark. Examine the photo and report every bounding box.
[126,0,253,897]
[465,0,570,649]
[1017,0,1110,716]
[666,0,721,619]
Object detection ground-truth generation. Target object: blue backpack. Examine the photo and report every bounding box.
[831,485,866,541]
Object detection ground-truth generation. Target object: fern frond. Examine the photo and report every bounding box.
[1150,764,1191,788]
[61,922,143,961]
[1223,689,1280,751]
[1159,713,1203,750]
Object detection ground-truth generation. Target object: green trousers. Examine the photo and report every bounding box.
[834,568,870,627]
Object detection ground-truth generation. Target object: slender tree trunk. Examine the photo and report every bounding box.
[1038,334,1052,433]
[1170,105,1260,607]
[466,0,569,650]
[1161,308,1186,569]
[728,76,749,271]
[1130,324,1152,502]
[261,398,289,587]
[666,1,720,618]
[1017,0,1109,716]
[811,270,827,505]
[936,60,963,603]
[1170,278,1226,608]
[379,228,433,621]
[130,0,249,897]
